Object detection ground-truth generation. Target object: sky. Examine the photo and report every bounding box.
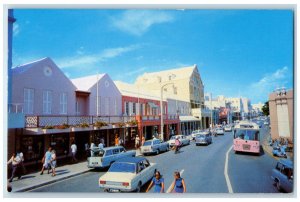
[11,9,294,104]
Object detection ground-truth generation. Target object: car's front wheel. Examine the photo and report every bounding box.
[275,180,281,192]
[136,181,142,192]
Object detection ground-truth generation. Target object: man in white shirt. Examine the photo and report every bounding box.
[70,142,77,163]
[7,153,21,182]
[98,142,104,150]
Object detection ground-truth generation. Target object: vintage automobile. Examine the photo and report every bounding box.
[224,125,232,132]
[195,131,213,146]
[191,130,201,140]
[168,135,190,147]
[99,157,157,192]
[271,159,293,192]
[87,146,136,169]
[140,139,169,155]
[216,128,224,135]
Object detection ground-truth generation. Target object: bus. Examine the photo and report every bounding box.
[233,121,260,154]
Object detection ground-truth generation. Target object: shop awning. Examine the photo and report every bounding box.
[148,102,158,108]
[179,116,200,122]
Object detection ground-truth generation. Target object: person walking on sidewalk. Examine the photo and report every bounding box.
[50,150,57,177]
[169,171,186,193]
[40,147,52,175]
[135,135,140,149]
[17,150,26,175]
[85,142,90,158]
[115,134,119,146]
[7,153,21,182]
[71,142,78,163]
[146,171,165,193]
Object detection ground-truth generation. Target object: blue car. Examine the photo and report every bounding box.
[271,159,293,192]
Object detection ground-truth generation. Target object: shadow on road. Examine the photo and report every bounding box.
[21,175,36,180]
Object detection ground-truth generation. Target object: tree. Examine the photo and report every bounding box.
[262,101,269,116]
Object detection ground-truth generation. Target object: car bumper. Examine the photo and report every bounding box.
[100,185,134,192]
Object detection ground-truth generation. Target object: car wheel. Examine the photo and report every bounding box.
[275,180,281,191]
[156,149,160,155]
[136,181,142,192]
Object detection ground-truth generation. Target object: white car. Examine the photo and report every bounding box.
[87,146,136,168]
[140,139,169,155]
[168,135,190,147]
[224,125,232,132]
[191,130,201,139]
[216,128,224,135]
[99,157,157,192]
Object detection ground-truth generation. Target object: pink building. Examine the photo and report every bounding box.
[8,58,136,164]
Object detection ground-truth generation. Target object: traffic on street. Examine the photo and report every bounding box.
[27,122,288,194]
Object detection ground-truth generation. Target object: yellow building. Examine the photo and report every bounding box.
[135,64,209,133]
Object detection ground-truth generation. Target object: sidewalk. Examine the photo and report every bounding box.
[261,130,293,161]
[7,149,142,193]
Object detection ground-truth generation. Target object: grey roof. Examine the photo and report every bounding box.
[12,57,50,75]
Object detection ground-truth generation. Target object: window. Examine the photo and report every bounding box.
[43,90,52,114]
[133,102,136,114]
[59,93,67,114]
[105,97,109,115]
[113,149,119,155]
[24,88,34,114]
[105,150,112,156]
[114,99,117,115]
[125,102,129,115]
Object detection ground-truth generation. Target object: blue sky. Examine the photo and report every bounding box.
[12,9,294,104]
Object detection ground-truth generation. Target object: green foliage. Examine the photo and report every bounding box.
[262,101,269,116]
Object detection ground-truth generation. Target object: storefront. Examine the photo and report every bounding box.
[20,135,44,162]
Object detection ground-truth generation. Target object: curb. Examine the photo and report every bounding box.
[14,169,91,192]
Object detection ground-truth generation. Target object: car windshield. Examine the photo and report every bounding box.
[91,148,105,157]
[196,135,205,138]
[143,141,152,146]
[108,162,136,173]
[234,129,259,141]
[170,136,176,140]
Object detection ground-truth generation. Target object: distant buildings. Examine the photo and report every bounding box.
[269,88,293,143]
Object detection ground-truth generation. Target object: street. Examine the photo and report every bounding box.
[29,125,279,193]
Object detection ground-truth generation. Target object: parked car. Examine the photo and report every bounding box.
[191,130,201,140]
[271,159,293,192]
[99,157,157,192]
[87,146,136,169]
[224,125,232,132]
[168,135,190,147]
[216,128,224,135]
[140,139,169,155]
[195,131,212,146]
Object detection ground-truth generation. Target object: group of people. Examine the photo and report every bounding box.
[7,151,25,182]
[146,170,186,193]
[40,147,57,177]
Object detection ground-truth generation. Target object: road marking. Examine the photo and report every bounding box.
[224,145,234,193]
[166,169,184,193]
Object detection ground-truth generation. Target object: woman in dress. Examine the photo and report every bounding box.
[146,171,164,193]
[170,171,186,193]
[50,150,57,177]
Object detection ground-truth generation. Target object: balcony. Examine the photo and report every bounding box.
[24,115,137,134]
[141,114,179,122]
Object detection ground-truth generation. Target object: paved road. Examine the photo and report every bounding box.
[29,126,279,193]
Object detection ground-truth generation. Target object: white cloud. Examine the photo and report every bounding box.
[13,23,20,36]
[112,10,174,36]
[76,46,85,55]
[57,45,140,69]
[249,66,290,101]
[124,67,147,76]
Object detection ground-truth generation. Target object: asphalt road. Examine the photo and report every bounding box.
[29,126,280,194]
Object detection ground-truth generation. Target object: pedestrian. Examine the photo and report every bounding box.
[141,136,145,147]
[90,143,96,156]
[50,150,57,177]
[17,150,26,175]
[98,142,104,150]
[70,142,77,163]
[169,171,186,193]
[115,134,119,146]
[174,137,181,153]
[85,142,90,157]
[7,153,21,182]
[40,147,52,175]
[135,135,140,149]
[119,138,124,147]
[100,138,105,147]
[146,171,164,193]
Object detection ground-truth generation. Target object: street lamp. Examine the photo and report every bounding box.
[157,75,175,141]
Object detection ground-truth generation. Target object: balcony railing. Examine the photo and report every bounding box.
[141,114,179,121]
[25,115,136,128]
